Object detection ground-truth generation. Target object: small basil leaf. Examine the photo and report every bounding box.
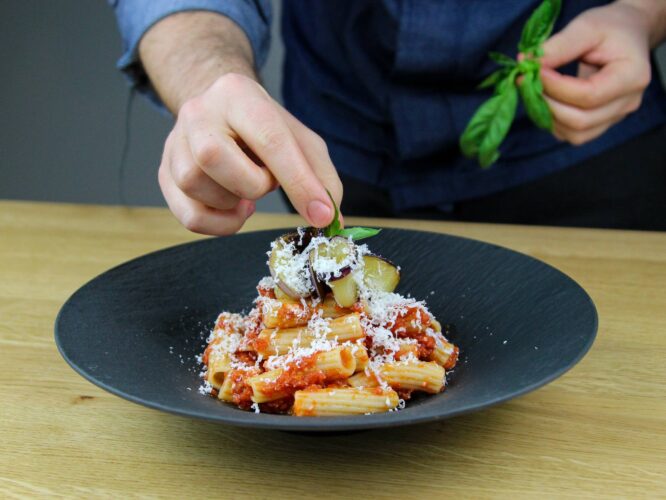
[478,67,512,90]
[477,82,519,168]
[488,51,518,67]
[518,0,561,56]
[519,68,553,131]
[517,58,540,75]
[337,227,382,241]
[323,189,341,237]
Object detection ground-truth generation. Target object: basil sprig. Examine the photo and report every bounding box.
[323,190,381,241]
[460,0,561,168]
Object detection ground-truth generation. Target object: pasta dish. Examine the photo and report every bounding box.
[199,227,458,416]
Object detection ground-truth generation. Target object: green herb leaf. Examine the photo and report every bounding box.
[518,0,561,56]
[477,67,512,90]
[322,189,381,241]
[518,67,553,131]
[488,51,518,67]
[323,189,341,238]
[337,227,382,241]
[461,70,519,166]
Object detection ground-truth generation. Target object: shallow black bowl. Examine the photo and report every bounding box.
[55,228,597,432]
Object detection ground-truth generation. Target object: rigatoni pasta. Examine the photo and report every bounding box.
[199,227,459,416]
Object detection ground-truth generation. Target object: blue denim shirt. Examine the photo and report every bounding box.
[111,0,666,212]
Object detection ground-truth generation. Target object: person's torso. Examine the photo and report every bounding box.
[281,0,666,210]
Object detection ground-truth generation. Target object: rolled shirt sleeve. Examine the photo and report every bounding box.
[109,0,271,105]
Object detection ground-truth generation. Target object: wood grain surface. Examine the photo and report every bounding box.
[1,200,665,498]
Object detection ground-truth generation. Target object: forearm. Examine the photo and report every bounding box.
[138,11,257,114]
[619,0,666,47]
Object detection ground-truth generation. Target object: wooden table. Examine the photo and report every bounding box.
[1,200,665,498]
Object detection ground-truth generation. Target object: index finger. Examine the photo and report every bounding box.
[541,62,637,109]
[226,97,334,227]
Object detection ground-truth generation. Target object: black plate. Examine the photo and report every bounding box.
[55,228,597,431]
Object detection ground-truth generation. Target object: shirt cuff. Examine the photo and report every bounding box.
[110,0,271,108]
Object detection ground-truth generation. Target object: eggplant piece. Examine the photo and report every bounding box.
[274,285,299,303]
[268,233,313,299]
[293,227,322,252]
[310,236,355,279]
[362,254,400,293]
[328,270,359,307]
[308,250,328,300]
[309,236,357,302]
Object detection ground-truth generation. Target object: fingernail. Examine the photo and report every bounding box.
[246,202,256,218]
[307,200,332,226]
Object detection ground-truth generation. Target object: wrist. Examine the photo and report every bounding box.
[617,0,666,47]
[139,11,258,113]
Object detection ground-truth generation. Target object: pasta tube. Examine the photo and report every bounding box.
[395,341,419,360]
[429,339,459,370]
[255,313,364,356]
[206,351,231,389]
[217,373,235,402]
[352,344,369,372]
[250,347,356,403]
[379,361,445,393]
[293,388,399,416]
[262,296,352,329]
[248,369,289,403]
[347,371,379,389]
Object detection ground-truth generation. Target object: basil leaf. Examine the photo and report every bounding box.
[478,67,512,90]
[477,83,519,168]
[322,189,381,241]
[489,51,518,67]
[518,0,561,55]
[323,189,341,238]
[461,70,518,166]
[337,227,382,241]
[519,68,553,131]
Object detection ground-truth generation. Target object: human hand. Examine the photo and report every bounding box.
[158,73,343,235]
[539,1,655,145]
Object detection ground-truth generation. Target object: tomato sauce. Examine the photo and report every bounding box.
[260,396,294,414]
[266,355,326,396]
[229,369,259,409]
[392,306,430,335]
[275,301,311,328]
[444,346,460,370]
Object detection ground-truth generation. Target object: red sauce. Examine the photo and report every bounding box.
[229,369,259,409]
[257,286,276,298]
[392,306,431,336]
[444,346,460,370]
[266,355,326,396]
[251,336,269,354]
[397,389,412,400]
[350,302,365,314]
[260,396,294,414]
[276,302,311,328]
[234,351,257,365]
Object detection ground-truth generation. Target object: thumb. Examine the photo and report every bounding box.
[541,19,601,69]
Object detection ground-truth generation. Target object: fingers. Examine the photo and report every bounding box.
[158,160,255,235]
[276,106,343,208]
[167,129,241,210]
[545,92,641,134]
[540,63,648,109]
[179,97,278,201]
[540,18,602,70]
[161,72,341,234]
[217,77,336,227]
[552,120,617,146]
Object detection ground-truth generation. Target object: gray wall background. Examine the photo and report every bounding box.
[1,1,665,212]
